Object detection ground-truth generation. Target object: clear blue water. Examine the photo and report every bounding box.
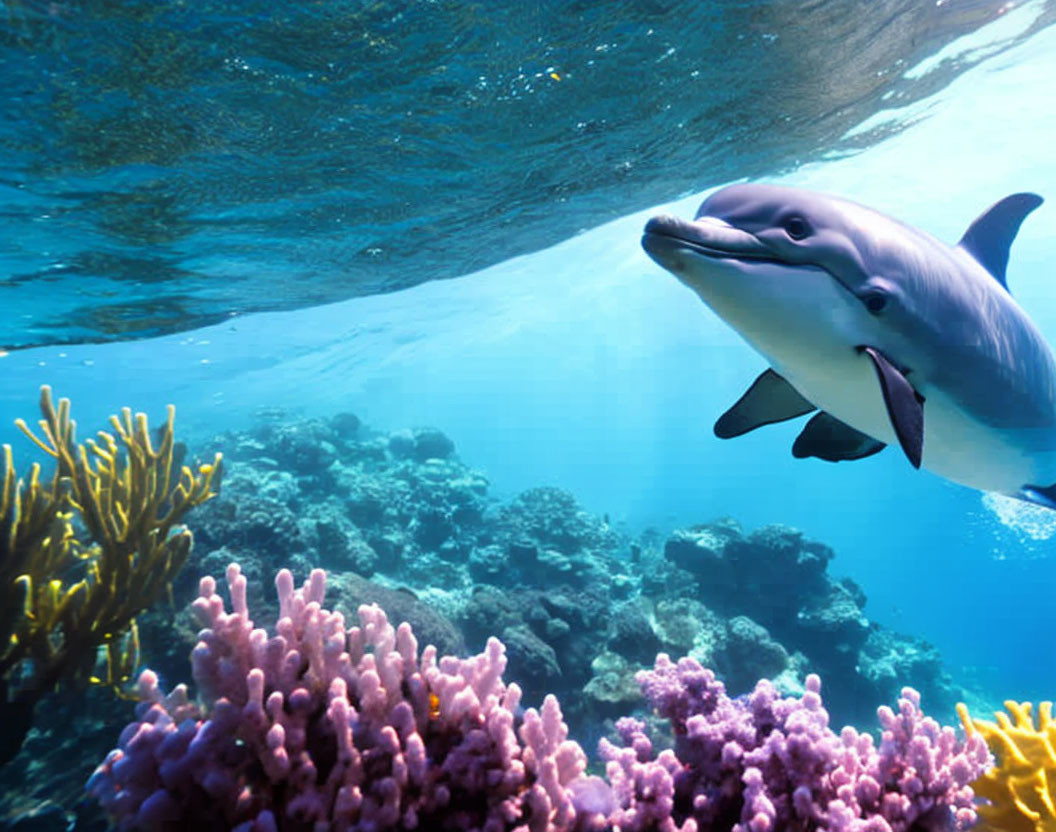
[2,0,1056,824]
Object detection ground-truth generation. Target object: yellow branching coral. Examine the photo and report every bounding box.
[958,699,1056,832]
[0,386,221,763]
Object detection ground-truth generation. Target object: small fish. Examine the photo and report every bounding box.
[642,183,1056,508]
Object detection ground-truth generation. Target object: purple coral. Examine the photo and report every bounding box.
[87,564,597,831]
[88,568,989,832]
[600,654,990,832]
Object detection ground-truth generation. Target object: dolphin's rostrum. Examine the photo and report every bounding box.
[642,183,1056,508]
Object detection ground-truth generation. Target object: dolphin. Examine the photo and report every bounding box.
[641,183,1056,508]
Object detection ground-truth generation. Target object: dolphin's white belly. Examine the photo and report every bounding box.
[770,347,1049,496]
[690,259,1056,499]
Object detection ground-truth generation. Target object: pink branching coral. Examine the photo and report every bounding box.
[599,654,990,832]
[87,568,991,832]
[87,564,597,832]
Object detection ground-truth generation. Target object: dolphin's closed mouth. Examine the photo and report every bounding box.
[642,215,782,263]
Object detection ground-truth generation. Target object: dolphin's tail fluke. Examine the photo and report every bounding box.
[1018,482,1056,510]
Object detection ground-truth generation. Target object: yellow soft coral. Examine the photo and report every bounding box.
[958,700,1056,832]
[0,386,221,762]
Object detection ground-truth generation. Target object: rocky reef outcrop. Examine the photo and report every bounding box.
[186,411,967,734]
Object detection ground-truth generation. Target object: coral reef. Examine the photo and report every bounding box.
[180,413,968,738]
[193,417,490,586]
[601,654,990,832]
[89,568,990,832]
[89,565,592,831]
[661,523,864,675]
[0,386,220,765]
[653,520,963,722]
[0,408,986,830]
[959,699,1056,832]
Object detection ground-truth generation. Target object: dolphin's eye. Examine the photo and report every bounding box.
[862,290,888,315]
[783,216,810,240]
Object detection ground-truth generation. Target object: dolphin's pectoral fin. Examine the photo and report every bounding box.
[791,412,886,462]
[858,346,925,469]
[1018,484,1056,511]
[958,192,1044,290]
[714,368,816,439]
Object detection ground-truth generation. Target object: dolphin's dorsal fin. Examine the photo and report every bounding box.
[958,192,1043,290]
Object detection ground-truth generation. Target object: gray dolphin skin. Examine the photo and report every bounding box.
[641,183,1056,508]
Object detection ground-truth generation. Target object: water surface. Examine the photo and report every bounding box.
[2,0,1048,347]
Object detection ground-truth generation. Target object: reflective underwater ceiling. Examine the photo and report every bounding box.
[2,0,1056,829]
[1,0,1052,347]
